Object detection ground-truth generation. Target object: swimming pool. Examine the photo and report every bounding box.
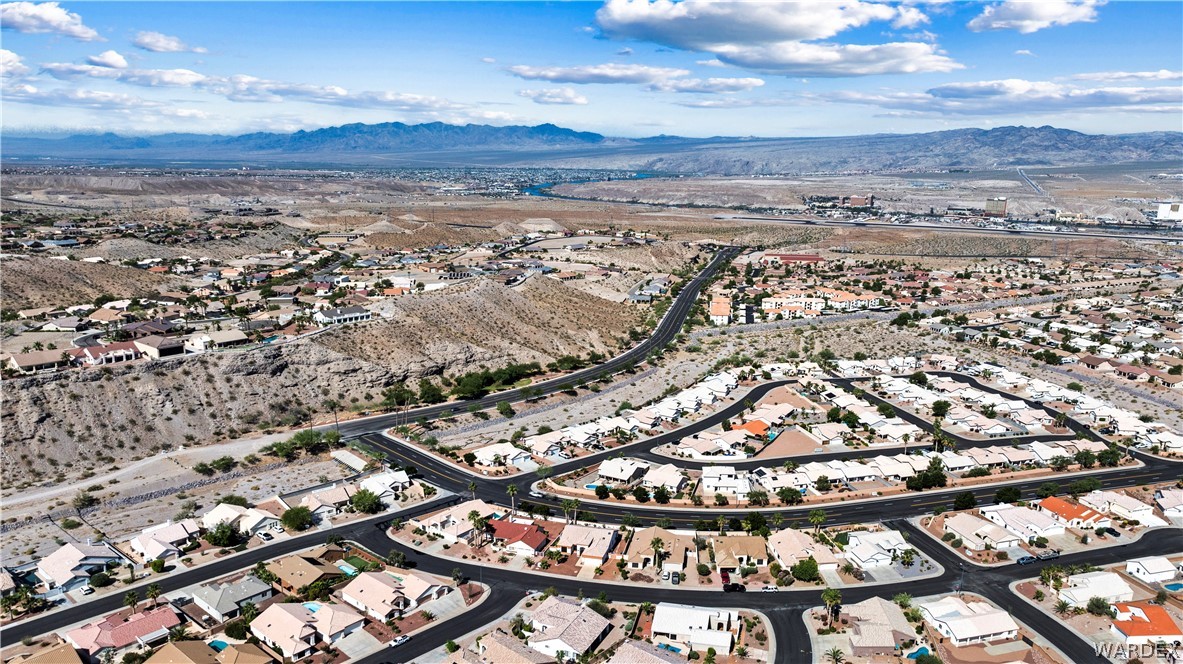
[208,640,228,652]
[657,644,682,654]
[585,483,612,490]
[1165,582,1183,591]
[335,561,360,576]
[302,602,321,612]
[907,647,931,659]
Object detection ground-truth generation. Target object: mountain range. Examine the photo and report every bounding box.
[3,122,1180,175]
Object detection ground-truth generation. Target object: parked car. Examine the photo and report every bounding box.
[1037,550,1060,560]
[80,586,94,595]
[389,635,411,647]
[761,586,778,592]
[723,583,746,593]
[1104,528,1122,538]
[720,571,731,584]
[1017,556,1038,565]
[661,570,671,581]
[257,532,273,542]
[671,574,680,586]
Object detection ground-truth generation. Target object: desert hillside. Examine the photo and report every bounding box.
[318,276,643,377]
[0,256,185,310]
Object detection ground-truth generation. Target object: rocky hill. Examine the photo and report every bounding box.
[5,123,1178,174]
[319,276,642,378]
[0,256,185,310]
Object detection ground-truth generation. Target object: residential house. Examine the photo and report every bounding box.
[312,306,371,325]
[490,520,550,557]
[1035,496,1112,530]
[358,470,412,502]
[479,630,554,664]
[298,484,357,521]
[917,597,1019,647]
[651,603,736,654]
[265,553,343,593]
[1126,557,1178,584]
[6,349,71,374]
[144,641,219,664]
[527,596,611,659]
[340,572,409,621]
[700,466,752,499]
[552,525,619,567]
[250,602,362,661]
[36,542,125,591]
[66,606,182,658]
[408,500,499,544]
[129,519,202,562]
[200,504,281,537]
[1112,601,1183,648]
[191,575,274,623]
[1059,571,1134,607]
[1155,488,1183,519]
[845,530,910,569]
[841,597,915,657]
[765,528,841,572]
[597,458,648,485]
[979,504,1066,542]
[942,513,1022,551]
[1080,490,1156,522]
[641,464,686,493]
[472,442,531,468]
[607,640,683,664]
[710,535,768,571]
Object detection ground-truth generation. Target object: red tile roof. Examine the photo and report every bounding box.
[490,520,549,551]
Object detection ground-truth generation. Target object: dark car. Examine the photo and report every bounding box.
[1017,556,1038,565]
[1105,528,1122,538]
[1037,550,1060,560]
[723,583,746,592]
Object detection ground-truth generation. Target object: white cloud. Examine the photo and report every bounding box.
[506,62,689,84]
[617,47,633,56]
[594,0,957,77]
[132,30,206,53]
[1,48,29,77]
[517,87,589,105]
[1,1,101,41]
[696,58,726,67]
[1071,69,1182,82]
[1014,49,1036,57]
[711,40,961,77]
[967,0,1102,34]
[596,0,897,48]
[825,77,1181,115]
[648,76,764,93]
[5,83,164,110]
[480,57,496,63]
[86,50,128,69]
[41,62,208,87]
[892,6,930,29]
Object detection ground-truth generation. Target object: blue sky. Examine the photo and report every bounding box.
[2,1,1180,137]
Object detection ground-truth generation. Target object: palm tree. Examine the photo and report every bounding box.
[570,499,581,524]
[560,499,578,524]
[649,537,664,569]
[122,590,139,612]
[770,513,784,529]
[322,399,341,431]
[506,484,518,514]
[468,481,477,501]
[824,647,846,664]
[168,625,193,642]
[715,515,726,535]
[1053,599,1071,616]
[809,509,827,533]
[821,587,842,623]
[241,601,259,623]
[145,583,161,608]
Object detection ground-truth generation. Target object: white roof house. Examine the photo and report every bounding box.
[701,466,752,498]
[845,530,909,569]
[943,513,1022,551]
[1080,490,1156,522]
[1156,488,1183,518]
[471,442,530,467]
[358,470,411,500]
[129,519,202,561]
[527,596,611,658]
[918,597,1019,647]
[642,464,686,492]
[1126,557,1178,584]
[598,458,649,485]
[1059,571,1134,607]
[978,504,1066,541]
[651,603,736,653]
[201,504,281,536]
[36,542,125,590]
[408,499,498,543]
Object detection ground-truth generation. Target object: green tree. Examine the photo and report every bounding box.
[281,506,314,531]
[496,401,515,418]
[995,486,1022,504]
[204,521,239,547]
[931,400,951,418]
[123,591,139,611]
[808,509,827,533]
[145,584,161,607]
[350,488,384,514]
[953,492,977,511]
[821,587,843,622]
[791,556,820,582]
[650,537,664,569]
[825,647,847,664]
[506,484,519,513]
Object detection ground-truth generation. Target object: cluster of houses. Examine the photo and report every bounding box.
[42,542,454,663]
[468,372,742,468]
[943,487,1173,554]
[1049,559,1183,649]
[930,291,1183,390]
[870,373,1061,437]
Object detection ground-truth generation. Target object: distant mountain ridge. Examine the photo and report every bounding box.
[4,122,1180,175]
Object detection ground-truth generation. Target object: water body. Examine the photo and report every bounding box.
[523,172,659,199]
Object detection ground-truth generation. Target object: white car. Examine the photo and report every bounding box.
[389,635,411,647]
[761,586,778,592]
[661,570,671,580]
[80,586,95,595]
[528,491,545,499]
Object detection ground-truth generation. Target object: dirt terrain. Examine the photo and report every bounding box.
[321,276,642,377]
[0,256,186,309]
